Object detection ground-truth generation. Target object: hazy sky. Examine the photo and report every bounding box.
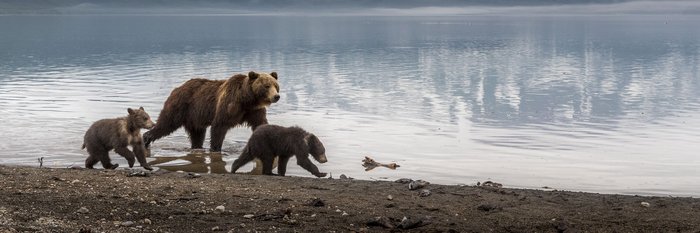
[1,0,699,15]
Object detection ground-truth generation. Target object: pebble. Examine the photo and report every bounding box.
[387,195,393,200]
[243,214,255,219]
[341,211,349,216]
[126,171,149,177]
[395,178,413,184]
[121,221,135,227]
[419,189,431,197]
[214,205,226,214]
[367,216,394,229]
[76,207,89,214]
[211,226,221,231]
[641,202,651,208]
[307,198,325,207]
[477,203,500,212]
[398,216,424,229]
[143,218,152,225]
[479,181,503,188]
[408,180,429,190]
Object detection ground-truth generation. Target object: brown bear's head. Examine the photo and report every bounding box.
[249,71,280,108]
[127,107,155,130]
[305,134,328,163]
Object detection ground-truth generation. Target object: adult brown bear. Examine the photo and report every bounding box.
[143,71,280,152]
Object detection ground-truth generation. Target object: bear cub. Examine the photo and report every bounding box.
[231,124,328,177]
[82,107,155,170]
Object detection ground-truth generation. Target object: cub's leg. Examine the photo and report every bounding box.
[230,149,255,173]
[296,156,326,177]
[114,147,136,168]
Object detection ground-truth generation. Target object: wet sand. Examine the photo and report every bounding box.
[1,165,699,232]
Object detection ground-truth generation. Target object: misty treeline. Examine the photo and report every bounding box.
[0,0,632,12]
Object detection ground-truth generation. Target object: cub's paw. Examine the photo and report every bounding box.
[315,172,327,178]
[109,164,120,170]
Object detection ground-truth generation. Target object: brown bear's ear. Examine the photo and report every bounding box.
[139,106,144,111]
[270,72,278,80]
[248,71,259,80]
[127,108,135,115]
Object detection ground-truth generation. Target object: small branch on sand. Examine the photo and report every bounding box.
[362,156,400,171]
[38,157,44,168]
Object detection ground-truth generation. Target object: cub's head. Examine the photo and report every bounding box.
[305,134,328,163]
[127,107,155,130]
[249,71,280,107]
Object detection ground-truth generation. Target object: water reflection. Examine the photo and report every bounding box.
[148,151,228,174]
[0,15,699,195]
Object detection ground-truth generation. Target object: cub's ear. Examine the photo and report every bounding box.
[306,134,318,146]
[127,108,135,115]
[248,71,259,80]
[139,106,144,111]
[270,72,278,80]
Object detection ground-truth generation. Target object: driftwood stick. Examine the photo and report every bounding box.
[362,156,400,171]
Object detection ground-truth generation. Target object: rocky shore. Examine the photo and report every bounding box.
[1,165,699,232]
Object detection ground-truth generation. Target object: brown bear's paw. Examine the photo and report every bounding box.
[143,132,154,149]
[142,164,153,171]
[109,164,119,170]
[314,172,327,178]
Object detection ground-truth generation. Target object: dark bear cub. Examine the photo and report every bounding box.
[82,107,155,170]
[231,124,328,177]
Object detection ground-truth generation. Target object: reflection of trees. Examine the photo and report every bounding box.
[6,16,697,127]
[279,17,700,126]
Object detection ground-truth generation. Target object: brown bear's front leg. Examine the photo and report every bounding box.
[132,143,153,170]
[295,156,326,177]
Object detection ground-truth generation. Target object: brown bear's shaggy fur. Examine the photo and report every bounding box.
[143,71,280,152]
[230,124,328,177]
[82,107,155,170]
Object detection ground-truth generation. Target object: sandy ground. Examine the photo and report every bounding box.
[1,165,700,232]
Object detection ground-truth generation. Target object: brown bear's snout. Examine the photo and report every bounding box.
[316,154,328,163]
[272,94,280,103]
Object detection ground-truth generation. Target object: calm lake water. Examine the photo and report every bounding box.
[1,15,699,196]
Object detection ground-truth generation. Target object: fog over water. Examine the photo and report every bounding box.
[2,0,700,15]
